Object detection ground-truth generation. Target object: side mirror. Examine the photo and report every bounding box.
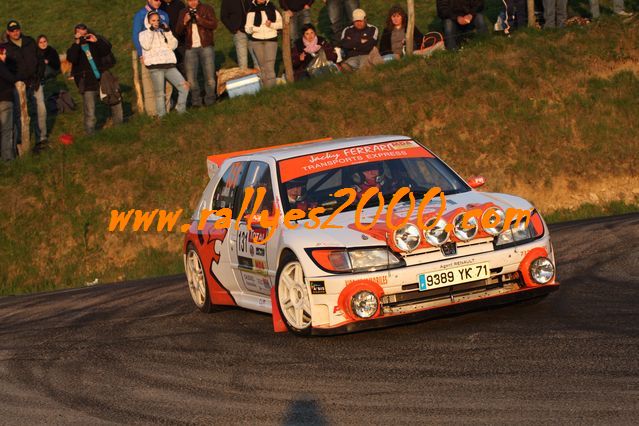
[467,175,486,189]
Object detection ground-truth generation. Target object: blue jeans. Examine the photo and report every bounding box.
[289,8,312,41]
[443,14,488,50]
[589,0,625,17]
[0,101,14,161]
[326,0,360,44]
[13,84,47,146]
[543,0,568,27]
[82,91,123,135]
[233,32,259,69]
[149,67,189,117]
[184,46,216,106]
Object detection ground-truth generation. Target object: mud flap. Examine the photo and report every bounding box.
[271,287,288,333]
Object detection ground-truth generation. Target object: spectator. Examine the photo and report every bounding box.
[279,1,313,41]
[4,20,48,151]
[133,0,170,115]
[139,11,189,117]
[176,0,218,107]
[379,4,425,58]
[322,0,359,45]
[436,0,487,50]
[291,23,337,80]
[543,0,567,28]
[589,0,633,18]
[160,0,186,74]
[66,24,123,135]
[0,46,16,162]
[221,0,258,69]
[36,35,61,82]
[504,0,527,30]
[245,0,283,89]
[340,9,383,72]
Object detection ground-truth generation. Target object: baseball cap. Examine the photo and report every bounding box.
[7,20,21,31]
[352,9,366,21]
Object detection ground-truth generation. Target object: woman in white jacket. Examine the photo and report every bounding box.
[245,0,282,88]
[139,11,189,117]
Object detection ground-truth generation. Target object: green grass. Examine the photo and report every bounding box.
[0,2,638,295]
[545,199,639,223]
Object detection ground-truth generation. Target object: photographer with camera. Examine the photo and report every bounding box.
[66,24,123,135]
[139,11,189,117]
[133,0,170,116]
[176,0,218,107]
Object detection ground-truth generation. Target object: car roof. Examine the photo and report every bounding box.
[207,135,413,168]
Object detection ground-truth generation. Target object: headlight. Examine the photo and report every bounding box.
[349,248,401,272]
[423,217,449,246]
[393,223,421,252]
[512,220,531,241]
[308,248,402,273]
[482,208,505,236]
[453,212,478,241]
[530,257,554,284]
[351,290,378,318]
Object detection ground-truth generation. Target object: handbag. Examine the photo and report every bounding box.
[305,49,339,78]
[414,32,445,57]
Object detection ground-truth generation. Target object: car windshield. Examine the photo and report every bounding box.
[277,141,470,215]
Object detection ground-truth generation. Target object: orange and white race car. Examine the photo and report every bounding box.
[183,136,559,335]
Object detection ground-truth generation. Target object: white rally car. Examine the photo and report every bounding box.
[183,136,559,335]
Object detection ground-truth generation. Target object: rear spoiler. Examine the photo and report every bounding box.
[206,137,332,179]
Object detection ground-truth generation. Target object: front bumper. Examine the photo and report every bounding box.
[311,283,559,335]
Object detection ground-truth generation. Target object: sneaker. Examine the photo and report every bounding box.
[615,10,634,17]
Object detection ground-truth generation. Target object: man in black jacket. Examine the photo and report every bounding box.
[4,20,48,151]
[0,46,17,161]
[280,1,313,41]
[340,9,382,71]
[221,0,257,69]
[66,24,123,135]
[436,0,487,50]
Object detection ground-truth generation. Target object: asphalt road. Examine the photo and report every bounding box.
[1,214,638,424]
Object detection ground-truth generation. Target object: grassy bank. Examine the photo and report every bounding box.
[0,6,638,295]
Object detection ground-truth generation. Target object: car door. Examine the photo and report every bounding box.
[228,160,278,296]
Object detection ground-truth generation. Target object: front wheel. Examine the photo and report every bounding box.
[185,243,213,313]
[276,254,312,335]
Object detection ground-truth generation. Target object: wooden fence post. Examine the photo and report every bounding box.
[407,0,415,56]
[282,13,294,83]
[15,81,30,156]
[131,51,145,114]
[528,0,537,27]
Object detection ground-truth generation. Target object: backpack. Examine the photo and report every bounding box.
[99,70,123,106]
[47,90,76,114]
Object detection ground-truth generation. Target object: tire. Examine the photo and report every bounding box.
[275,253,312,336]
[185,243,213,313]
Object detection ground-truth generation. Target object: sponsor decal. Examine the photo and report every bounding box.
[346,275,388,286]
[310,281,326,294]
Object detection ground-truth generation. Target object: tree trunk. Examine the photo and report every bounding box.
[282,13,294,83]
[15,81,30,156]
[407,0,415,56]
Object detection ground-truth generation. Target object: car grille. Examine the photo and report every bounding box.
[380,272,523,315]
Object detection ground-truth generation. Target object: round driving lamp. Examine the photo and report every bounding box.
[530,257,554,284]
[351,291,379,318]
[482,208,505,236]
[393,223,421,252]
[423,217,450,246]
[453,213,478,241]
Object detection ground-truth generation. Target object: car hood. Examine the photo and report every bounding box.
[284,190,534,249]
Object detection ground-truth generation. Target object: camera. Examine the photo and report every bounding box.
[156,23,169,32]
[188,8,197,22]
[79,35,90,44]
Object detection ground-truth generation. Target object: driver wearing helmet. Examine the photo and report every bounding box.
[286,177,316,210]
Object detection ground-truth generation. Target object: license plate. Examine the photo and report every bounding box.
[418,262,490,291]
